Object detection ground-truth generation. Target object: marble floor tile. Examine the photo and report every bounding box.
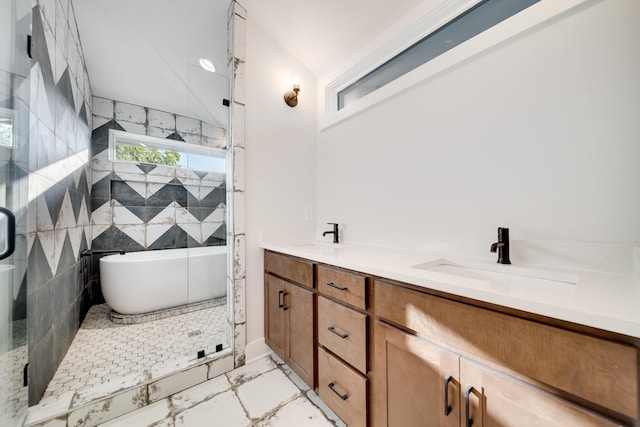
[234,369,301,419]
[174,390,249,427]
[95,356,343,426]
[254,397,336,427]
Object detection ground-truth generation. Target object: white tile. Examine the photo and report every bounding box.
[231,103,245,148]
[233,14,246,62]
[148,110,175,130]
[113,161,144,175]
[235,369,300,419]
[234,233,246,279]
[145,224,172,246]
[201,122,224,139]
[176,116,200,135]
[118,224,146,245]
[25,391,74,425]
[147,205,176,226]
[93,97,114,119]
[234,278,246,324]
[148,127,172,139]
[178,132,201,145]
[170,375,230,412]
[176,223,201,244]
[115,101,146,124]
[113,206,144,225]
[255,396,335,427]
[119,121,146,135]
[226,356,275,387]
[149,365,208,402]
[233,60,246,105]
[99,399,170,427]
[207,354,234,379]
[68,386,147,426]
[92,149,112,172]
[174,390,249,427]
[175,207,198,225]
[234,323,246,368]
[232,146,245,191]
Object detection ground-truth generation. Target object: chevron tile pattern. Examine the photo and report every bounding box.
[90,119,227,251]
[25,1,94,405]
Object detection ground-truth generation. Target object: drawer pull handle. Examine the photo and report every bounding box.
[326,282,348,291]
[328,382,349,401]
[444,375,453,416]
[328,326,349,339]
[278,290,284,309]
[465,385,474,427]
[282,292,289,311]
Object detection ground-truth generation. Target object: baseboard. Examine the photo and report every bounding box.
[245,338,272,364]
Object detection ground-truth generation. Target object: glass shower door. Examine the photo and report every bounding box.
[1,0,31,425]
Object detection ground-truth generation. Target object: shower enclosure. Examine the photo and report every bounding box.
[0,0,31,424]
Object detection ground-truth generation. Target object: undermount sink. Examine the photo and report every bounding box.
[413,259,578,287]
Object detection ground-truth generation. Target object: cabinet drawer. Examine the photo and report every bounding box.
[375,280,639,419]
[264,251,314,289]
[318,264,367,310]
[318,347,367,427]
[318,296,368,373]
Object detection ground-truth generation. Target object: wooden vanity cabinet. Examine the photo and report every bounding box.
[317,264,371,427]
[374,279,638,427]
[264,251,316,388]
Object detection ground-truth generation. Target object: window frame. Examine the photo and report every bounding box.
[320,0,591,130]
[108,129,226,172]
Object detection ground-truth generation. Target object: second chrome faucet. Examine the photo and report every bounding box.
[322,223,340,244]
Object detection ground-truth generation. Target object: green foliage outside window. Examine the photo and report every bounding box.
[0,122,12,147]
[116,143,181,166]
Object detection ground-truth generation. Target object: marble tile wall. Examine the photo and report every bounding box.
[26,0,93,405]
[89,98,227,254]
[227,0,247,368]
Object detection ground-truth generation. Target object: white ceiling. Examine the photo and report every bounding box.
[72,0,230,127]
[72,0,425,126]
[240,0,425,77]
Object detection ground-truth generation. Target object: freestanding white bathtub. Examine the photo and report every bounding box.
[99,246,227,315]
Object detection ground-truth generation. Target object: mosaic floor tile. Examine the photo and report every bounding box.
[43,303,228,402]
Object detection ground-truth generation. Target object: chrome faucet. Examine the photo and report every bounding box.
[322,223,340,244]
[490,227,511,264]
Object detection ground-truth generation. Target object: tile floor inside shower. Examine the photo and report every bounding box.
[41,301,228,403]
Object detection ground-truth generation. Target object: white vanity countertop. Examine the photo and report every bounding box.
[261,241,640,339]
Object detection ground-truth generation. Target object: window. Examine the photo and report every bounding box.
[0,108,15,148]
[109,130,225,173]
[321,0,591,129]
[337,0,540,110]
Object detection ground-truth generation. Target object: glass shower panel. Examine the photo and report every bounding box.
[1,0,31,424]
[184,67,229,358]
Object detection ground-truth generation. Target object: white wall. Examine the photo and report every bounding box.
[316,1,640,251]
[244,18,316,354]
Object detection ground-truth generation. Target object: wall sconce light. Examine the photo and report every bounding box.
[284,83,300,107]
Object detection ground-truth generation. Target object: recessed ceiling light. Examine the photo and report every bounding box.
[199,58,216,73]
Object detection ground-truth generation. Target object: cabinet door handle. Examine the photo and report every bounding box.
[327,326,349,339]
[328,382,349,401]
[326,282,348,291]
[465,385,474,427]
[282,292,288,311]
[444,375,453,416]
[278,290,284,309]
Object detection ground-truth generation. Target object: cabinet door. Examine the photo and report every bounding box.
[460,358,624,427]
[264,274,285,360]
[285,281,315,388]
[374,321,459,427]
